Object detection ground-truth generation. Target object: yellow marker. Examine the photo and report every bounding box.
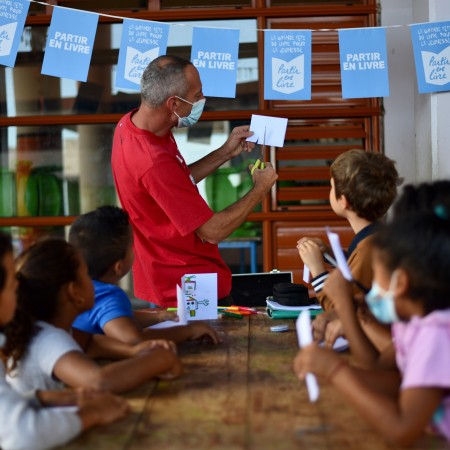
[250,126,266,175]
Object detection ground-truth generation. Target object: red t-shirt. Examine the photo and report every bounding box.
[111,110,231,307]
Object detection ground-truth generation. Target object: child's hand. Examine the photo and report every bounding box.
[296,238,326,277]
[147,339,177,353]
[312,309,338,342]
[323,318,345,348]
[37,388,81,407]
[78,391,130,429]
[156,355,183,381]
[323,269,354,312]
[297,237,326,252]
[131,339,177,356]
[186,322,221,344]
[162,310,179,322]
[293,344,343,383]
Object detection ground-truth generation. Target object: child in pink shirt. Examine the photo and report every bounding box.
[293,209,450,446]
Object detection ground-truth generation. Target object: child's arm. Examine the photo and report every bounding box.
[76,390,129,430]
[77,315,221,347]
[72,327,175,359]
[322,269,395,369]
[133,309,179,327]
[293,345,443,447]
[53,347,183,394]
[297,238,327,277]
[141,322,222,344]
[0,378,125,449]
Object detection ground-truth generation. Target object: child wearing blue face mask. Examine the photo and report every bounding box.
[293,209,450,447]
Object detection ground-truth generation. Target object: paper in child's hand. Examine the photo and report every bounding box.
[303,264,311,283]
[326,227,352,281]
[296,310,320,402]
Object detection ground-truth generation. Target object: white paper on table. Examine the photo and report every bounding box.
[266,298,321,312]
[148,320,183,329]
[147,284,187,329]
[325,227,353,281]
[320,336,350,352]
[246,114,288,148]
[296,310,320,402]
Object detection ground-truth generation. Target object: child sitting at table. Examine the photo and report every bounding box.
[3,238,183,395]
[0,232,129,450]
[322,180,450,368]
[293,209,450,446]
[69,205,220,345]
[296,149,400,347]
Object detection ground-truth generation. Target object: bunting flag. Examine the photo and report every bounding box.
[410,21,450,94]
[4,1,450,98]
[0,0,29,67]
[115,19,169,91]
[264,30,312,100]
[41,7,98,82]
[191,27,240,98]
[338,28,390,99]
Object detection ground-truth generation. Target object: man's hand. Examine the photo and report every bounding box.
[221,125,255,159]
[249,161,278,194]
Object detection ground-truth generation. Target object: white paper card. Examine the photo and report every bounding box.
[326,227,352,281]
[296,310,320,402]
[181,273,218,320]
[246,114,288,148]
[303,264,311,283]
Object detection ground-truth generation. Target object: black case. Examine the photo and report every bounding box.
[231,271,293,307]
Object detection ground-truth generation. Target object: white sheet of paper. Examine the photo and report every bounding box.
[148,320,183,329]
[182,274,218,321]
[246,114,288,148]
[303,264,311,283]
[177,284,188,325]
[296,310,320,402]
[326,227,353,282]
[320,336,350,352]
[266,299,321,312]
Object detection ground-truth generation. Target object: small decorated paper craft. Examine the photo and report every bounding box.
[181,273,218,320]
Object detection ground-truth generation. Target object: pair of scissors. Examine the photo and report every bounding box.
[250,126,266,175]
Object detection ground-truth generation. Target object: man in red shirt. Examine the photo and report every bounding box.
[112,55,277,308]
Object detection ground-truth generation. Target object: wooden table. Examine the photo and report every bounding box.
[60,314,449,450]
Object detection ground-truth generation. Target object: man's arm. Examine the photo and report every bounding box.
[188,125,254,183]
[196,164,277,244]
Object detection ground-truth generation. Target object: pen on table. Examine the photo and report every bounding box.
[220,311,243,319]
[167,307,229,311]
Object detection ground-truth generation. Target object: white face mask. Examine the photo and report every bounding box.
[365,271,400,324]
[174,96,206,128]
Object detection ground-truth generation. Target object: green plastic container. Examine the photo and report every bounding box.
[0,167,16,217]
[205,165,261,238]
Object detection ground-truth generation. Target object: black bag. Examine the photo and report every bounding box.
[272,282,311,307]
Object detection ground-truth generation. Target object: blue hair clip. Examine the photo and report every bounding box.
[434,204,448,220]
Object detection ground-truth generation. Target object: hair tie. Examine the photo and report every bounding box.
[434,204,448,220]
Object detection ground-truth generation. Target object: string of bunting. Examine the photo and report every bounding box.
[0,0,449,99]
